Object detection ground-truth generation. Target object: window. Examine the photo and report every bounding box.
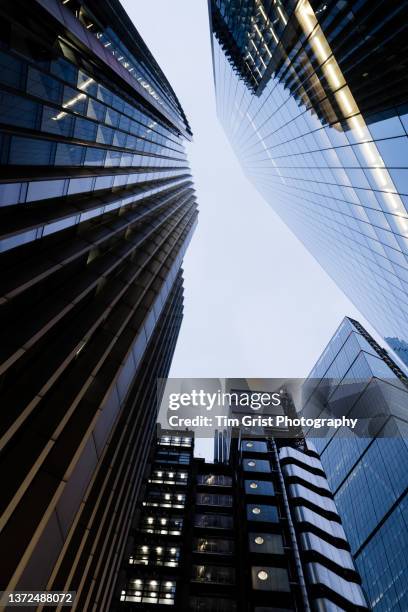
[0,50,23,89]
[26,67,61,103]
[74,117,98,142]
[140,513,183,536]
[196,493,233,507]
[55,143,84,166]
[251,566,290,592]
[129,544,180,568]
[193,538,234,555]
[244,480,275,496]
[50,57,77,86]
[194,514,233,529]
[247,504,279,523]
[197,474,232,487]
[156,450,190,464]
[159,434,192,447]
[248,533,284,555]
[0,92,39,130]
[9,136,53,166]
[144,490,185,509]
[243,459,271,473]
[149,469,188,485]
[192,565,235,585]
[189,597,237,611]
[120,577,176,605]
[97,125,114,145]
[241,440,268,453]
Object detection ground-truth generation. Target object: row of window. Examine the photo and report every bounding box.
[192,564,235,585]
[140,514,183,536]
[155,450,191,464]
[149,469,188,485]
[0,88,184,159]
[158,434,193,447]
[194,514,233,530]
[191,563,290,589]
[0,176,189,253]
[193,534,285,556]
[129,544,180,568]
[0,132,186,170]
[188,597,236,611]
[197,474,232,487]
[0,49,183,149]
[120,578,175,605]
[0,167,187,208]
[196,493,233,507]
[143,490,185,509]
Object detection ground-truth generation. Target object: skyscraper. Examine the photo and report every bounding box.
[384,336,408,369]
[0,0,197,608]
[114,426,368,611]
[208,0,408,351]
[303,317,408,611]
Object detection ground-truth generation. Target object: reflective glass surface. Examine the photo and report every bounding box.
[304,317,408,611]
[210,0,408,348]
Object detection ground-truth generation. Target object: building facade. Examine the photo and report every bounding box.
[114,426,368,611]
[303,317,408,611]
[209,0,408,350]
[384,336,408,369]
[0,0,197,609]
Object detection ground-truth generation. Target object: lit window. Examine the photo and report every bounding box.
[120,577,176,604]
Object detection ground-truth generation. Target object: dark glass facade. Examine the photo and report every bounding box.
[0,0,197,609]
[209,0,408,351]
[304,317,408,611]
[114,427,368,611]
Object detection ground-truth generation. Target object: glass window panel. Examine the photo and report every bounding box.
[0,92,39,129]
[55,143,84,166]
[27,67,61,103]
[247,504,279,522]
[9,136,53,165]
[41,106,74,136]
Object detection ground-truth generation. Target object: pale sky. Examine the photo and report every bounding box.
[122,1,375,456]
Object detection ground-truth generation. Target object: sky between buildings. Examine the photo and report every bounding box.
[122,0,374,458]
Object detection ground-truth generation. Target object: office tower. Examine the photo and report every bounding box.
[385,336,408,369]
[0,0,197,608]
[208,0,408,349]
[303,317,408,611]
[114,426,367,611]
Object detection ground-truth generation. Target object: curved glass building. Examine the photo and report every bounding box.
[209,0,408,355]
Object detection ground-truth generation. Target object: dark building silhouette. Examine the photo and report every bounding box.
[0,0,197,609]
[114,426,368,611]
[209,0,408,359]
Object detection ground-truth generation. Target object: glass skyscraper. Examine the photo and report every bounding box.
[209,0,408,351]
[303,317,408,611]
[385,336,408,369]
[0,0,197,609]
